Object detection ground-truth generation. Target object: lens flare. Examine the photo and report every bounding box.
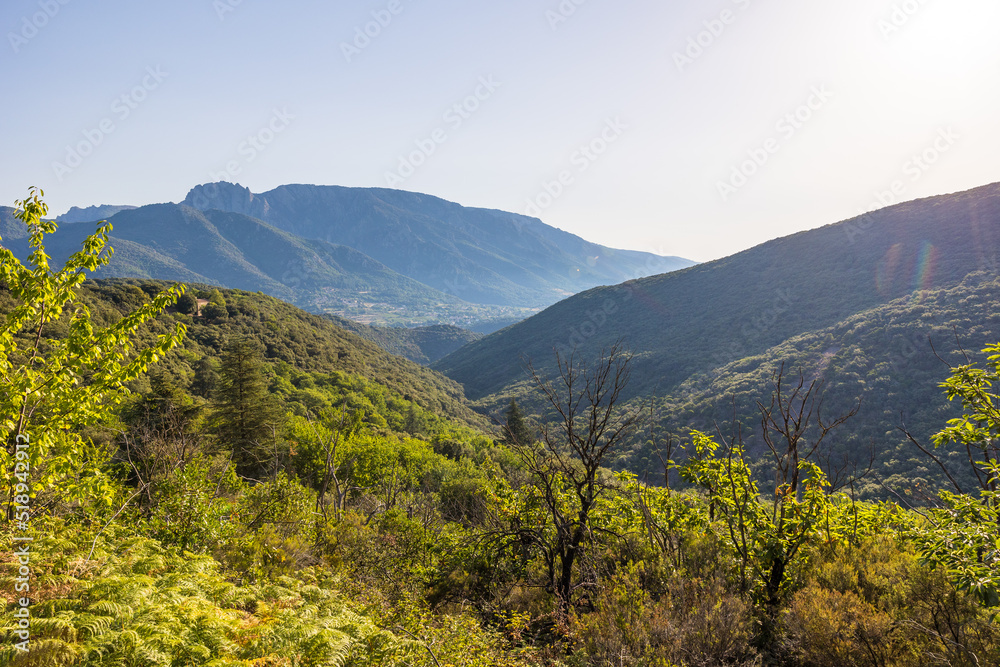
[911,241,938,302]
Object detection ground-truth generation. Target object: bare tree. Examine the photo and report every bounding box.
[757,364,861,501]
[754,365,860,612]
[513,340,643,611]
[681,363,861,640]
[306,403,361,522]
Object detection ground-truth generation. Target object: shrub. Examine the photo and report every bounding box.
[784,584,898,666]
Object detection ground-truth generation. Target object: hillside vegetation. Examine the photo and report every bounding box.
[72,279,484,429]
[2,189,996,666]
[436,182,1000,491]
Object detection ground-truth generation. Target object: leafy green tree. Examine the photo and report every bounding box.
[202,301,228,322]
[175,291,198,315]
[910,343,1000,611]
[680,368,858,640]
[207,288,226,308]
[214,336,283,477]
[0,188,185,519]
[151,454,238,551]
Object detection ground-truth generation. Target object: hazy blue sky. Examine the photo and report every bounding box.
[2,0,997,262]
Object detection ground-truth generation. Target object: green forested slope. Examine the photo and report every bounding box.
[435,182,1000,400]
[71,279,484,428]
[624,273,1000,492]
[471,273,1000,494]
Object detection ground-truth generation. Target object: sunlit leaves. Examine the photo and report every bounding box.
[680,431,837,605]
[0,188,186,515]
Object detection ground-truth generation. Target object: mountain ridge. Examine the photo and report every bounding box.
[57,204,137,223]
[182,181,693,307]
[0,203,466,315]
[434,181,1000,397]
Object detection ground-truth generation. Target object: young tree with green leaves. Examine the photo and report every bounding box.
[0,187,186,519]
[680,367,859,640]
[906,343,1000,611]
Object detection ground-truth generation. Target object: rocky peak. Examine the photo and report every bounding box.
[182,182,270,220]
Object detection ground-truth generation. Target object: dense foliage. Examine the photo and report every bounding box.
[619,273,1000,497]
[1,195,997,665]
[59,278,485,429]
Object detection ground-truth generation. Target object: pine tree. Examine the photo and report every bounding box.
[215,337,282,477]
[404,403,427,436]
[192,356,219,398]
[502,399,533,448]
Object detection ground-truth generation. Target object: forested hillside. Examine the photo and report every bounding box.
[436,182,1000,492]
[1,191,997,666]
[75,279,483,428]
[437,182,1000,398]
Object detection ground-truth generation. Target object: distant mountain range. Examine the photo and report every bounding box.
[181,182,692,307]
[1,203,462,316]
[1,182,693,333]
[57,204,137,223]
[433,182,1000,492]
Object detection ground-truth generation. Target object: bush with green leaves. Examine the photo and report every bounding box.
[913,342,1000,611]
